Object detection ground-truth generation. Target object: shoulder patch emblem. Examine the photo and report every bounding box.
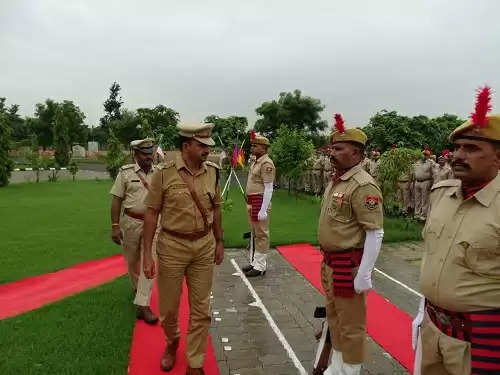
[364,196,381,210]
[265,166,273,172]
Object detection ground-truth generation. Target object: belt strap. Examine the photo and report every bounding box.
[163,226,212,241]
[124,209,144,221]
[426,301,500,375]
[177,168,209,233]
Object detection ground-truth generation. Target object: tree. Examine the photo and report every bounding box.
[0,109,14,187]
[137,105,179,148]
[0,99,28,142]
[94,82,123,147]
[68,159,79,181]
[31,99,58,149]
[106,128,128,180]
[255,90,327,140]
[112,109,141,145]
[362,110,465,155]
[204,115,248,153]
[270,125,314,193]
[52,101,86,166]
[377,147,422,213]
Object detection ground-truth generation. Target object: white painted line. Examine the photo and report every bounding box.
[374,267,423,297]
[224,345,232,351]
[231,259,308,375]
[213,311,220,315]
[14,168,20,171]
[221,337,229,343]
[26,168,33,171]
[215,317,222,322]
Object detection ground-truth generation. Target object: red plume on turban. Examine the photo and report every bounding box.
[442,149,450,158]
[250,130,256,140]
[334,113,345,133]
[470,86,492,128]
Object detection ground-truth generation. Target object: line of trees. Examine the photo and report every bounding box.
[0,85,465,187]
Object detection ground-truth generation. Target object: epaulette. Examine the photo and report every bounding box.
[158,160,175,170]
[120,164,135,171]
[431,179,460,191]
[205,160,221,169]
[353,169,374,186]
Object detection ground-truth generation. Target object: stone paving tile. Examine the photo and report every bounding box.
[211,247,411,374]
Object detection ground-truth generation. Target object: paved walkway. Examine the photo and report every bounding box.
[210,242,424,375]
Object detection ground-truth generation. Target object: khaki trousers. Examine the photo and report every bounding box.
[120,214,155,306]
[156,231,215,369]
[414,180,433,217]
[418,314,471,375]
[320,262,367,364]
[397,181,412,212]
[246,204,270,271]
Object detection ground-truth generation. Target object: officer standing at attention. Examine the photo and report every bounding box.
[412,86,500,375]
[315,114,384,375]
[242,130,276,277]
[110,139,158,324]
[142,123,224,375]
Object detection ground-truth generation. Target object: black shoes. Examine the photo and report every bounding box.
[241,264,253,273]
[244,269,266,277]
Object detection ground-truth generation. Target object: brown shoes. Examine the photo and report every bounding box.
[186,367,205,375]
[136,306,159,325]
[160,339,180,371]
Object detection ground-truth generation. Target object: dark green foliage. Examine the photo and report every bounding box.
[106,128,128,180]
[270,125,315,192]
[362,110,464,154]
[0,111,13,187]
[378,147,422,211]
[255,90,327,140]
[205,115,248,155]
[68,159,79,181]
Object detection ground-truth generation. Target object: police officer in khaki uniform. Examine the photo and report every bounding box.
[412,88,500,375]
[412,148,437,220]
[142,123,224,375]
[397,171,413,214]
[435,150,453,183]
[315,114,384,375]
[242,133,276,277]
[110,138,158,324]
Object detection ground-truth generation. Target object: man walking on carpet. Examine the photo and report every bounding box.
[110,138,158,325]
[142,123,224,375]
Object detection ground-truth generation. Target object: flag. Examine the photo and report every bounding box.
[231,143,238,167]
[237,148,245,167]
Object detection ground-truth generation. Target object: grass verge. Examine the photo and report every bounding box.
[0,276,135,375]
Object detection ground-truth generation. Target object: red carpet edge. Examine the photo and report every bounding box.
[276,243,414,373]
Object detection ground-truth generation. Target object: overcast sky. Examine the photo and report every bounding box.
[1,0,500,130]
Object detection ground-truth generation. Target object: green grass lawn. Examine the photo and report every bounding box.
[0,180,117,283]
[0,180,422,283]
[222,189,423,247]
[0,276,135,375]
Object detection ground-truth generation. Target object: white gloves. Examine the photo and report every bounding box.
[258,182,273,221]
[412,296,425,350]
[354,229,384,293]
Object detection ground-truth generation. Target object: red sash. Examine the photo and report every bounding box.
[247,194,263,222]
[426,301,500,374]
[322,248,363,298]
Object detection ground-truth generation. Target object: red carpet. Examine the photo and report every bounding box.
[0,254,127,320]
[277,243,414,373]
[128,281,219,375]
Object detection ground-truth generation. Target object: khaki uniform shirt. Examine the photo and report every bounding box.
[144,156,222,234]
[413,159,435,181]
[110,163,155,215]
[246,154,276,195]
[318,164,384,251]
[420,173,500,312]
[435,164,453,182]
